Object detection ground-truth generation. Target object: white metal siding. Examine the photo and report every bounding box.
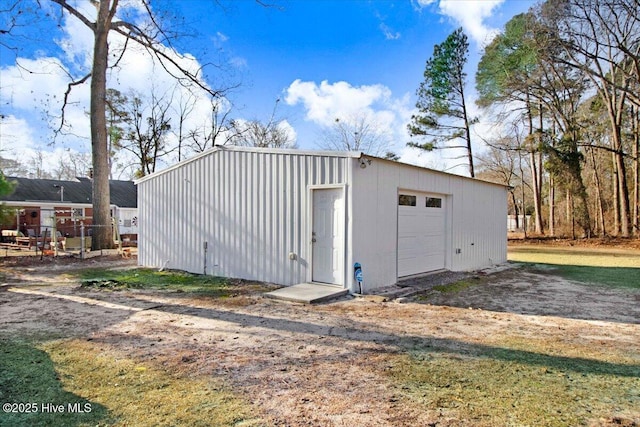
[449,179,508,271]
[350,158,507,290]
[137,148,350,285]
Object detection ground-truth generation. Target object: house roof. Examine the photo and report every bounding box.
[1,177,137,208]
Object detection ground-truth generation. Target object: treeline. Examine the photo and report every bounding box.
[474,0,639,238]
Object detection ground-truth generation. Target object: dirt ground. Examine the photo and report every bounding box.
[1,249,639,426]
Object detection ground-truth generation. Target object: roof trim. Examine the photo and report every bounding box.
[134,145,507,189]
[361,154,510,189]
[135,145,363,184]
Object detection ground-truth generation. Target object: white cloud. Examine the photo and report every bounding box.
[439,0,503,46]
[277,119,297,144]
[413,0,437,7]
[216,31,229,43]
[0,115,93,177]
[284,79,415,156]
[414,0,504,47]
[55,9,95,71]
[0,116,38,155]
[0,3,233,178]
[285,80,396,127]
[380,23,401,40]
[0,56,92,149]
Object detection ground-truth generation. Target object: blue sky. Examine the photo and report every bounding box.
[0,0,535,178]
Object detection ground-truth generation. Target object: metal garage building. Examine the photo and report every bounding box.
[136,146,507,293]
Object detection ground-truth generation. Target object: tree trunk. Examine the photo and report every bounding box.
[526,100,544,235]
[605,92,631,236]
[549,172,555,237]
[590,148,606,236]
[570,128,591,238]
[90,0,116,250]
[633,105,639,236]
[614,150,631,237]
[519,151,527,238]
[511,191,520,229]
[570,192,576,240]
[459,79,475,178]
[465,127,474,178]
[610,152,619,235]
[529,151,544,234]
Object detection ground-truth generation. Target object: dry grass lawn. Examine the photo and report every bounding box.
[1,243,638,426]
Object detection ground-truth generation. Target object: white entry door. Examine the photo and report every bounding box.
[312,188,344,285]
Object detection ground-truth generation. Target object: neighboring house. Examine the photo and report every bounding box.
[136,146,507,293]
[0,176,138,243]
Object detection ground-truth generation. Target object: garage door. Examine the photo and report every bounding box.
[397,192,446,277]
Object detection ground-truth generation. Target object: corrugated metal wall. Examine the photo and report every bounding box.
[350,157,507,290]
[139,148,506,291]
[137,148,350,285]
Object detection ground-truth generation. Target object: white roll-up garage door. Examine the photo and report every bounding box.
[397,191,446,277]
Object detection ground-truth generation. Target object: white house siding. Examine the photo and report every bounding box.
[137,148,351,285]
[350,157,507,291]
[114,207,138,236]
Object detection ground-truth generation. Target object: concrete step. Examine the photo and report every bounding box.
[265,283,349,304]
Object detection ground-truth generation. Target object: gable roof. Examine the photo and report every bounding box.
[134,145,362,184]
[135,145,508,189]
[1,177,137,208]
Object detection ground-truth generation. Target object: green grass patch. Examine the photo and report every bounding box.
[75,268,258,297]
[0,340,111,427]
[525,264,640,290]
[508,246,640,268]
[432,278,481,294]
[40,339,262,427]
[389,347,640,426]
[0,339,262,427]
[548,265,639,289]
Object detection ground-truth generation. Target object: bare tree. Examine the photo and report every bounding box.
[186,97,235,154]
[229,119,296,149]
[5,0,232,248]
[0,157,26,177]
[116,89,173,178]
[228,100,297,149]
[27,151,52,179]
[477,143,522,226]
[52,151,92,180]
[172,87,197,162]
[318,114,393,156]
[545,0,638,236]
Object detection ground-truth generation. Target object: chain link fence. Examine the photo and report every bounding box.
[1,222,136,259]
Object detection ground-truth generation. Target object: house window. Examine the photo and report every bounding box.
[72,208,83,218]
[426,197,442,208]
[399,195,417,206]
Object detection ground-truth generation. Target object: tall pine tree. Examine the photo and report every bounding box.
[408,28,476,177]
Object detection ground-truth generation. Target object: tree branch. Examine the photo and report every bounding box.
[56,72,92,134]
[49,0,95,31]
